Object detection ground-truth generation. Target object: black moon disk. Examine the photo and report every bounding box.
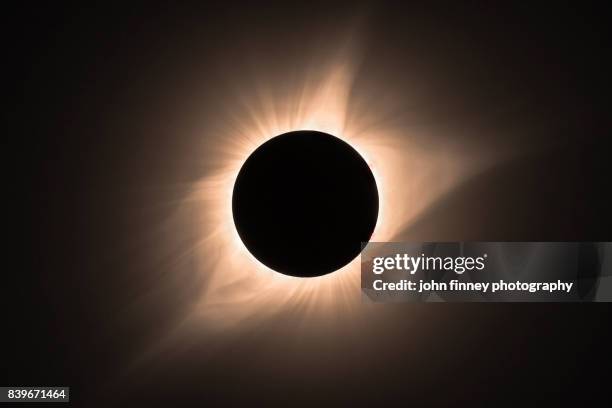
[232,130,379,277]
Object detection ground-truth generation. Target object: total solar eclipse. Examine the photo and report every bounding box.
[232,130,379,277]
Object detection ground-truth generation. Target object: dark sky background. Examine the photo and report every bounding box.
[8,2,612,406]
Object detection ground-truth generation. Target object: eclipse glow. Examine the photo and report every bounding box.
[136,34,493,356]
[180,57,486,334]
